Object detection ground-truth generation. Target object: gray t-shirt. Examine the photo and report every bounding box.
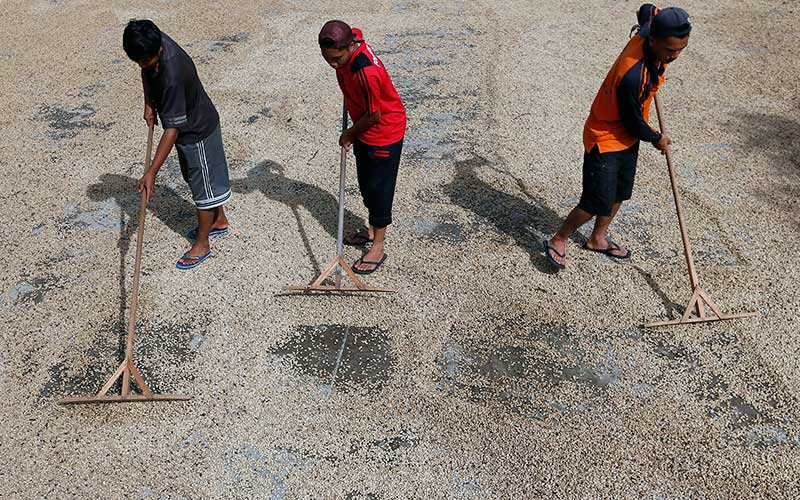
[145,33,219,144]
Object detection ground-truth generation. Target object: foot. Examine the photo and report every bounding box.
[344,229,373,246]
[584,238,631,259]
[545,237,567,268]
[186,224,230,240]
[354,244,385,273]
[177,241,211,267]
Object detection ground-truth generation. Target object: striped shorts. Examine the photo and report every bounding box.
[175,124,232,210]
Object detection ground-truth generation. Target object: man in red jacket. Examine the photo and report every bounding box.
[319,20,407,275]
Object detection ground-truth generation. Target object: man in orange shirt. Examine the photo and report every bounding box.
[544,5,691,269]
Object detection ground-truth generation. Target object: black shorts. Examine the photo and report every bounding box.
[578,143,639,217]
[353,138,403,228]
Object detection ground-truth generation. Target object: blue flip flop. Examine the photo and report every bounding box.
[185,226,230,240]
[176,250,212,270]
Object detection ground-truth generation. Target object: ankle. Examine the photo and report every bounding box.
[589,235,607,245]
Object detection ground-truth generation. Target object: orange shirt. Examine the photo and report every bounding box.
[583,35,665,153]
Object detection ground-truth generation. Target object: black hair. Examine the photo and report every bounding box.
[122,19,162,61]
[318,20,353,49]
[319,37,337,49]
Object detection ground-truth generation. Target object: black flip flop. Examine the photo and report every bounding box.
[344,231,373,246]
[583,240,631,259]
[352,253,387,275]
[543,240,566,270]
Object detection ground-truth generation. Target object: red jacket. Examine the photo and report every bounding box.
[336,29,406,146]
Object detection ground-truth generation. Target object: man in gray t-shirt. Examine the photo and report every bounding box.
[123,20,231,270]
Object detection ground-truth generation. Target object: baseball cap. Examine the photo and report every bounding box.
[649,7,692,38]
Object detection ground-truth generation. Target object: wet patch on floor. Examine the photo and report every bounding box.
[208,32,249,52]
[383,24,481,162]
[138,487,190,500]
[268,324,394,394]
[245,106,273,124]
[220,443,301,499]
[452,471,487,500]
[61,199,121,232]
[413,215,466,242]
[43,315,207,399]
[75,80,110,99]
[370,432,419,453]
[642,329,800,448]
[36,104,112,140]
[86,171,196,239]
[348,429,420,463]
[438,319,621,418]
[610,202,663,259]
[699,142,735,162]
[2,275,65,307]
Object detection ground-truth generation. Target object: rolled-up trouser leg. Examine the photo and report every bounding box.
[353,138,403,228]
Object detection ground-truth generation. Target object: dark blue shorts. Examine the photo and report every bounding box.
[578,143,639,217]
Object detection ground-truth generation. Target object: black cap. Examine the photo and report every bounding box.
[650,7,692,38]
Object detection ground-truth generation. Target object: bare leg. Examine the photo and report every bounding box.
[212,206,229,230]
[546,206,595,266]
[180,209,214,264]
[586,202,628,257]
[344,225,374,246]
[354,225,386,271]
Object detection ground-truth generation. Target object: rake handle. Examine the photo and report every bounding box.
[335,101,348,288]
[125,122,154,360]
[653,95,699,291]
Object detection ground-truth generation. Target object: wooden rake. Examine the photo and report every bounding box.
[286,102,394,294]
[60,123,191,404]
[644,95,757,328]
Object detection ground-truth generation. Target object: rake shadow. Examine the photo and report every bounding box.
[87,174,196,372]
[230,160,366,275]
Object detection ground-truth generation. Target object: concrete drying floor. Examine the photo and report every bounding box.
[1,0,799,498]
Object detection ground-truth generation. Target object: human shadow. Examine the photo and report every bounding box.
[443,155,585,274]
[87,174,196,376]
[230,160,366,275]
[87,173,196,239]
[734,112,800,230]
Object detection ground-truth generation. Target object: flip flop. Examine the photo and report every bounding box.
[543,240,566,270]
[583,240,631,259]
[176,250,212,270]
[352,253,387,275]
[344,230,373,246]
[186,226,230,240]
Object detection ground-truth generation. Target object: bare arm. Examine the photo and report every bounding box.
[138,128,177,202]
[339,110,381,149]
[141,69,157,126]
